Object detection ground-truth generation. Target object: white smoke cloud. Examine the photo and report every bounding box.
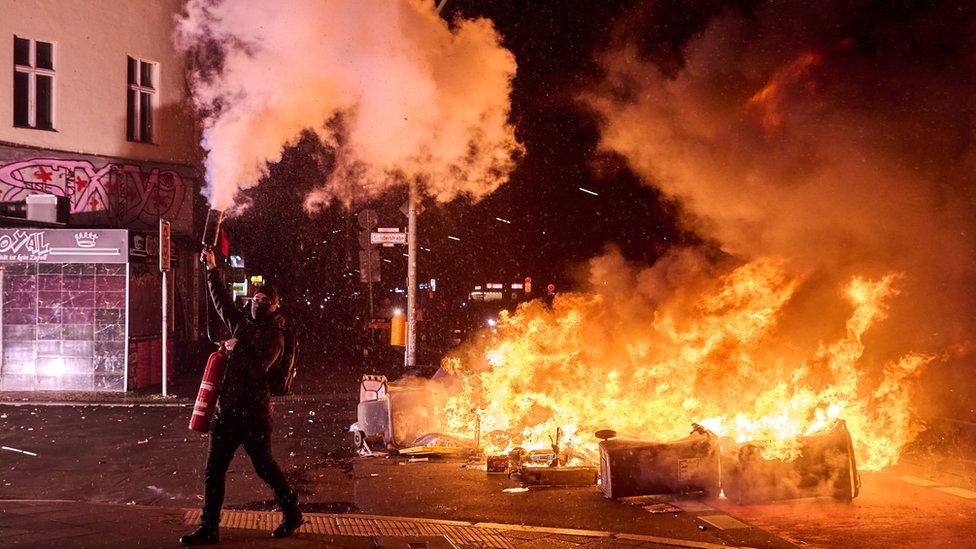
[175,0,522,211]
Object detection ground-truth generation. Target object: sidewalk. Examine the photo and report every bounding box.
[0,370,359,407]
[0,499,737,548]
[0,390,356,407]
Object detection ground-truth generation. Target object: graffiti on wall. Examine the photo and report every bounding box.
[0,157,194,232]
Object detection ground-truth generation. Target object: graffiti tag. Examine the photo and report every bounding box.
[0,157,192,230]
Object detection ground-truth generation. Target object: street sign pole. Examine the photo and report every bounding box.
[159,219,171,396]
[358,210,379,320]
[406,184,418,368]
[367,260,374,319]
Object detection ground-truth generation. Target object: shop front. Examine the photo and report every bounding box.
[0,228,128,391]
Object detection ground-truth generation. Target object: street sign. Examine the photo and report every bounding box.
[400,201,425,217]
[359,249,380,283]
[159,220,171,272]
[371,232,407,246]
[358,209,378,229]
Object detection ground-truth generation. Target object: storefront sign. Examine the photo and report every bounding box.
[129,230,179,267]
[0,228,127,263]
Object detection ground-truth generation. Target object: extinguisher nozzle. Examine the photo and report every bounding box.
[201,209,224,250]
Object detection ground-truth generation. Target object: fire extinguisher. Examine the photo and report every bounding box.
[189,209,227,433]
[189,347,226,432]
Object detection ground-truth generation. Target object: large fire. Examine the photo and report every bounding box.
[438,255,931,471]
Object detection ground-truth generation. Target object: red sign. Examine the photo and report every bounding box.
[159,220,171,272]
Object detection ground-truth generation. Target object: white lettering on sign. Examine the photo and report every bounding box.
[0,230,50,260]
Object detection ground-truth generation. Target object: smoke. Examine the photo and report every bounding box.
[175,0,521,211]
[582,1,976,384]
[434,1,973,467]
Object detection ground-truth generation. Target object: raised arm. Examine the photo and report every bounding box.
[202,251,244,334]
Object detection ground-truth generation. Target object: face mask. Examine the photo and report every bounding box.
[251,300,273,319]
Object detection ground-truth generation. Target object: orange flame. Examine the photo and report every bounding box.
[748,52,822,130]
[439,257,930,470]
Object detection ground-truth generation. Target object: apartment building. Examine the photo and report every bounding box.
[0,0,203,392]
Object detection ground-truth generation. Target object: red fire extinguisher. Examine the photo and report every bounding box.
[191,209,228,433]
[189,348,227,433]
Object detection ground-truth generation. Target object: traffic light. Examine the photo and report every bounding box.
[390,309,405,346]
[524,277,532,294]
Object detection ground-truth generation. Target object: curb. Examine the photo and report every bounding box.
[183,508,745,549]
[0,392,356,408]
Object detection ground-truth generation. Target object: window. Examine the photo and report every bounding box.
[13,36,55,130]
[126,57,156,143]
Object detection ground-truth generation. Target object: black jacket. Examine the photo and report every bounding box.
[207,269,284,418]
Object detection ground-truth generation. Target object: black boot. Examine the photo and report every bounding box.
[271,506,303,538]
[180,524,219,545]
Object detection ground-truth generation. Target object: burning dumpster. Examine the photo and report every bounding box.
[597,424,721,499]
[721,419,861,503]
[352,375,435,451]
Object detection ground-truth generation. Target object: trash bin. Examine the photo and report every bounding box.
[355,375,435,450]
[721,419,860,503]
[598,424,721,499]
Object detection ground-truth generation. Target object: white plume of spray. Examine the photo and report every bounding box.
[175,0,521,211]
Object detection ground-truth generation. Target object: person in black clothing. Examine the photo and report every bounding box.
[180,249,302,545]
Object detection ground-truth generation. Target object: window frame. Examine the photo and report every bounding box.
[13,35,57,131]
[126,56,158,144]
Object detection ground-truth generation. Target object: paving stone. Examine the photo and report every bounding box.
[515,537,586,548]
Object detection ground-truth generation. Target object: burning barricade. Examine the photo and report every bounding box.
[351,373,860,504]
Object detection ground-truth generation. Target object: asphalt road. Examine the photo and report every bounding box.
[1,402,974,548]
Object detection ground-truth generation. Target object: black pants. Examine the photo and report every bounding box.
[200,411,296,527]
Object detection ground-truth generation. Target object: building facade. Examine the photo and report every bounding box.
[0,0,203,391]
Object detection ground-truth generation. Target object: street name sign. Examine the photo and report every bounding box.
[371,232,407,246]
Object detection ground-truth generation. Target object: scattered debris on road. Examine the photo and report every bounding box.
[643,503,682,514]
[1,445,37,457]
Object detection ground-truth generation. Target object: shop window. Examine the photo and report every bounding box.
[126,56,157,143]
[13,36,56,130]
[1,263,127,391]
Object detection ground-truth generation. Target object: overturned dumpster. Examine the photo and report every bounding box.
[597,424,721,499]
[721,420,861,503]
[595,421,861,504]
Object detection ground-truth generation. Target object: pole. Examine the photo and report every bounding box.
[162,269,168,396]
[160,218,171,397]
[405,183,418,367]
[367,259,374,319]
